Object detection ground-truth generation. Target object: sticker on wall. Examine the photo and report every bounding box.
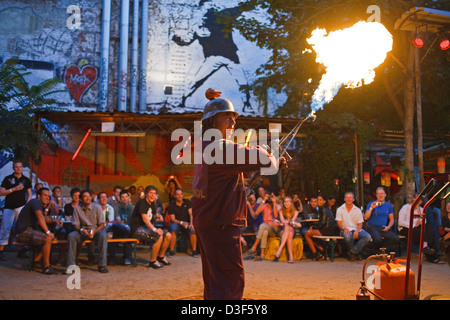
[64,61,98,103]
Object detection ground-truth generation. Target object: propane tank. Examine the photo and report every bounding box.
[372,257,416,300]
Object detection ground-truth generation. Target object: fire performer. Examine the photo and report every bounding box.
[192,91,283,300]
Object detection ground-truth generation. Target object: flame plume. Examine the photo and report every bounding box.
[306,21,393,114]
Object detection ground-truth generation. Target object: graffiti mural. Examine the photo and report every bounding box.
[64,63,98,103]
[0,0,286,199]
[147,0,286,115]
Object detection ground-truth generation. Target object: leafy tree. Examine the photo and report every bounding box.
[0,57,63,165]
[224,0,449,201]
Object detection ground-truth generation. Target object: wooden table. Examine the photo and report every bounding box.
[312,235,344,262]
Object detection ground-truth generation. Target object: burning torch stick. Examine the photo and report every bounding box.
[245,113,316,195]
[176,135,192,160]
[72,128,92,161]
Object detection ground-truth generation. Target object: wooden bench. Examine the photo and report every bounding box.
[312,235,344,262]
[242,232,257,237]
[13,238,140,271]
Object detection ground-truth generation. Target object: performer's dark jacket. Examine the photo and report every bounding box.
[192,139,274,228]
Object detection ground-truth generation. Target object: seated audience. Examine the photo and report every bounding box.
[51,186,65,215]
[164,175,182,204]
[239,193,262,250]
[245,193,279,261]
[255,186,267,203]
[66,189,109,274]
[291,193,303,215]
[439,202,450,265]
[167,189,197,257]
[304,195,339,261]
[14,187,62,274]
[107,186,122,207]
[95,191,114,265]
[245,193,263,233]
[300,195,320,236]
[273,196,300,263]
[276,188,286,206]
[336,192,371,261]
[133,186,145,205]
[63,187,81,221]
[130,185,172,269]
[327,196,337,217]
[364,187,399,254]
[112,190,135,265]
[399,197,443,263]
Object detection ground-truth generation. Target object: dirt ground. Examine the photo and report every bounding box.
[0,245,449,301]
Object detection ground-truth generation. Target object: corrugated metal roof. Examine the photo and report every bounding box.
[37,109,303,122]
[395,7,450,32]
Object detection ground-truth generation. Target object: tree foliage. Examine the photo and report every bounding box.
[223,0,449,197]
[0,57,64,164]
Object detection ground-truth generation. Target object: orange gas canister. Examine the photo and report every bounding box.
[373,261,416,300]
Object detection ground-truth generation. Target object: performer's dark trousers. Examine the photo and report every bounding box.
[195,224,244,300]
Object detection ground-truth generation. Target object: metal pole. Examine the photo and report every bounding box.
[98,0,112,111]
[139,0,149,112]
[415,46,424,190]
[130,0,139,113]
[404,178,435,299]
[118,0,130,112]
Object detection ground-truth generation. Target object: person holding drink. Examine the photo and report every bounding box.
[66,189,109,273]
[0,160,32,261]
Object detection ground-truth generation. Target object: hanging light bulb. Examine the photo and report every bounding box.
[413,31,426,48]
[438,32,449,50]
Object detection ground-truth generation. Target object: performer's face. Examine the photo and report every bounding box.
[213,112,236,138]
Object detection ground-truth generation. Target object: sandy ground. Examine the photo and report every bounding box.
[0,244,449,301]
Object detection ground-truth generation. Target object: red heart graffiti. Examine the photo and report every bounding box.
[64,64,98,103]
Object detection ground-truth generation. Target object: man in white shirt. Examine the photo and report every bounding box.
[398,201,422,235]
[336,192,371,260]
[398,198,441,262]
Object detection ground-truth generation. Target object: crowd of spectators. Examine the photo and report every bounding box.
[0,166,198,274]
[0,161,449,275]
[243,184,449,265]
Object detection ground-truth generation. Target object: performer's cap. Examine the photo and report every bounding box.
[202,98,239,121]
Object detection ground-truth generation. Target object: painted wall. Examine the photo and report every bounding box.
[0,0,283,200]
